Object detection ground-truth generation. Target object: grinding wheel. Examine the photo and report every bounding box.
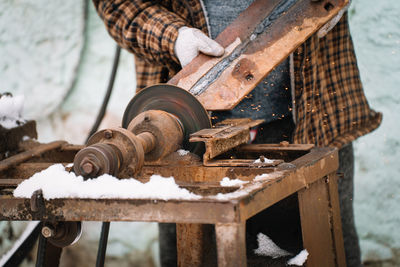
[122,84,211,155]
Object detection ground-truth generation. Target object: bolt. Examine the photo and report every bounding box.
[30,189,44,212]
[42,226,55,238]
[81,162,94,174]
[104,130,113,139]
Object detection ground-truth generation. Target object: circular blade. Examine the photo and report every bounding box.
[122,84,211,155]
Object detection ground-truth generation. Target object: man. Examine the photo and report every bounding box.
[93,1,382,266]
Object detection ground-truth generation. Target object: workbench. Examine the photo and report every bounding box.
[0,141,346,267]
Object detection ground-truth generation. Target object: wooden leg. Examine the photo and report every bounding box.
[215,222,247,267]
[298,176,336,267]
[176,223,216,267]
[327,173,347,267]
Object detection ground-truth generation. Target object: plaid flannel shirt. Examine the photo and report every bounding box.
[93,0,382,148]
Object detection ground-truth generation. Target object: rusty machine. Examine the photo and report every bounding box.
[0,0,349,266]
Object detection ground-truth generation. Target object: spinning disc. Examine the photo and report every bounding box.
[122,84,211,155]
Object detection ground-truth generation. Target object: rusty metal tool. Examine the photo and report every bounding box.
[169,0,349,110]
[73,85,211,178]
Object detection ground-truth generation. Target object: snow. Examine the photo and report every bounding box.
[254,172,281,182]
[253,233,308,265]
[177,149,190,156]
[254,233,291,258]
[254,156,274,164]
[287,249,309,266]
[0,221,39,266]
[0,94,25,129]
[22,135,33,141]
[13,164,201,200]
[219,177,248,186]
[212,172,282,200]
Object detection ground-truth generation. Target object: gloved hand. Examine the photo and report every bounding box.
[174,26,225,67]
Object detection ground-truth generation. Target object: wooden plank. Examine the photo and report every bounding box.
[298,178,336,267]
[215,222,247,267]
[168,0,349,110]
[327,173,347,267]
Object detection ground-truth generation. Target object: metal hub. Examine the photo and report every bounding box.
[42,222,82,248]
[122,84,211,155]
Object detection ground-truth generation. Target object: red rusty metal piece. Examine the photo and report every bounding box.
[168,0,349,110]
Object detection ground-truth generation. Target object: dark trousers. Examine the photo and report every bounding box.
[159,117,361,267]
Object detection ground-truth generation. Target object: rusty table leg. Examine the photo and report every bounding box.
[176,223,216,267]
[298,173,346,267]
[215,222,247,267]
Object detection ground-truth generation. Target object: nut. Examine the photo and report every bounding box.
[82,162,94,174]
[79,159,100,176]
[42,226,55,238]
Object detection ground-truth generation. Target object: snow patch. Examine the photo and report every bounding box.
[219,177,248,187]
[254,173,277,182]
[0,94,25,129]
[287,249,309,266]
[177,149,189,156]
[254,156,274,164]
[13,164,201,200]
[254,233,291,258]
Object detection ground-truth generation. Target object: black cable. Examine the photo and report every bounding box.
[86,45,122,142]
[95,222,111,267]
[91,45,122,267]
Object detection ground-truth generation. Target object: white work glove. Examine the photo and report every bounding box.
[317,3,350,38]
[174,26,224,67]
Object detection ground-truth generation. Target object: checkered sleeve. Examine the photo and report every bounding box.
[93,0,187,69]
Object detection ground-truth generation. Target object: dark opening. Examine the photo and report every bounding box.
[324,2,334,11]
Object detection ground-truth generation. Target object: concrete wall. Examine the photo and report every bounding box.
[0,0,399,265]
